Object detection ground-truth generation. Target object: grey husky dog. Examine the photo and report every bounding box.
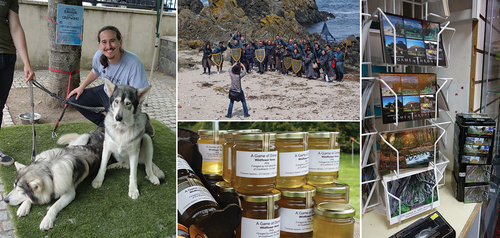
[91,78,165,199]
[4,130,104,230]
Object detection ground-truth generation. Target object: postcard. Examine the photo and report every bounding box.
[383,167,440,225]
[380,127,439,170]
[465,165,491,183]
[464,185,489,203]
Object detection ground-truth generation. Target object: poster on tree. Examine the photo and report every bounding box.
[56,4,83,45]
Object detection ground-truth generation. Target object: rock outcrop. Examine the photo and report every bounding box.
[178,0,204,14]
[235,0,334,24]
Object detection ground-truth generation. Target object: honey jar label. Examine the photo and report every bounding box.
[177,157,194,173]
[236,151,278,178]
[199,144,223,162]
[279,208,313,233]
[279,151,309,177]
[309,149,340,172]
[177,186,217,214]
[241,217,281,238]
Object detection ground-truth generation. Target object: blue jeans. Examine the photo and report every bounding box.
[227,90,248,116]
[0,54,16,131]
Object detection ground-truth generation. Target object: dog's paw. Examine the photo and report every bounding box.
[17,203,31,217]
[39,215,55,230]
[92,178,103,188]
[146,175,160,185]
[129,188,140,199]
[107,162,129,170]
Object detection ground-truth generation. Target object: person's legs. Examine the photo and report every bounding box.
[226,100,235,117]
[241,91,249,116]
[68,84,109,127]
[0,54,16,131]
[0,54,16,165]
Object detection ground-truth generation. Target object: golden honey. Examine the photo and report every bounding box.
[307,132,341,185]
[277,185,316,238]
[231,133,278,194]
[223,130,262,183]
[276,132,309,188]
[177,157,220,229]
[237,190,281,238]
[313,182,349,204]
[312,203,355,238]
[198,130,226,175]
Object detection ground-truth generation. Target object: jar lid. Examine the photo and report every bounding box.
[238,189,281,202]
[204,174,223,181]
[308,132,340,139]
[233,132,276,141]
[314,182,349,194]
[198,130,227,137]
[279,185,316,198]
[224,130,262,140]
[276,132,308,139]
[215,181,236,194]
[314,202,355,218]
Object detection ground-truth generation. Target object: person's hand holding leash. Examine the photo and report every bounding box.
[24,66,35,83]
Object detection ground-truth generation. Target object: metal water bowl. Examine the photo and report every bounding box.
[18,112,41,125]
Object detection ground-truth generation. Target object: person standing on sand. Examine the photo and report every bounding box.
[226,62,250,118]
[199,42,215,75]
[213,41,227,74]
[334,46,345,82]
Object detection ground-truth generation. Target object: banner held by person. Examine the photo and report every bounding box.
[212,53,223,66]
[284,57,292,69]
[255,49,266,63]
[231,48,241,62]
[292,59,302,73]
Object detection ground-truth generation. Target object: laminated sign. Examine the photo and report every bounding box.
[56,4,83,45]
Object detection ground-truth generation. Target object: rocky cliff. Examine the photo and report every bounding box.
[235,0,334,24]
[179,0,204,14]
[178,0,359,67]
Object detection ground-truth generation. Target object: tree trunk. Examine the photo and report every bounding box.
[46,0,82,108]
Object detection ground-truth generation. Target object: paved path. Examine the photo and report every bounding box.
[0,70,176,237]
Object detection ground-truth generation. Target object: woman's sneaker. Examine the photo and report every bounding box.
[0,150,14,165]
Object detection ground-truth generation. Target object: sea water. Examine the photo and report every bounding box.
[200,0,360,42]
[305,0,360,43]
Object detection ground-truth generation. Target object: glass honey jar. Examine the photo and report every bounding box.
[205,173,223,189]
[237,190,281,238]
[312,203,355,238]
[313,182,350,204]
[215,181,237,200]
[277,185,316,238]
[307,132,341,185]
[178,156,220,229]
[222,129,262,183]
[231,132,277,194]
[276,132,309,189]
[198,130,226,175]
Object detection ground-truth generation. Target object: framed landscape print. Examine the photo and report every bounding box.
[380,12,447,66]
[380,73,437,124]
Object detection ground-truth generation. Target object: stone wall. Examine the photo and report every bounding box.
[16,0,176,71]
[159,36,176,77]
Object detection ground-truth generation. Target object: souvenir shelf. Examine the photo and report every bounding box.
[361,0,455,223]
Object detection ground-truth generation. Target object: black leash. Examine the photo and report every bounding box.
[29,81,36,161]
[31,80,107,138]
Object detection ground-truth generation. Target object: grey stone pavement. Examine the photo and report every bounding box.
[0,69,176,237]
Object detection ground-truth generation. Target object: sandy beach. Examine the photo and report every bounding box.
[178,50,360,121]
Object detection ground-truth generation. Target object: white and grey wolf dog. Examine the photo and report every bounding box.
[4,130,105,230]
[91,78,165,199]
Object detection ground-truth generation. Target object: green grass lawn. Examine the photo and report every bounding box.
[337,153,360,220]
[0,120,175,237]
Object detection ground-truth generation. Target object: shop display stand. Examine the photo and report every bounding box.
[361,1,455,222]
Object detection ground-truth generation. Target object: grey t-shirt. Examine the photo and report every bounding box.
[92,49,149,96]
